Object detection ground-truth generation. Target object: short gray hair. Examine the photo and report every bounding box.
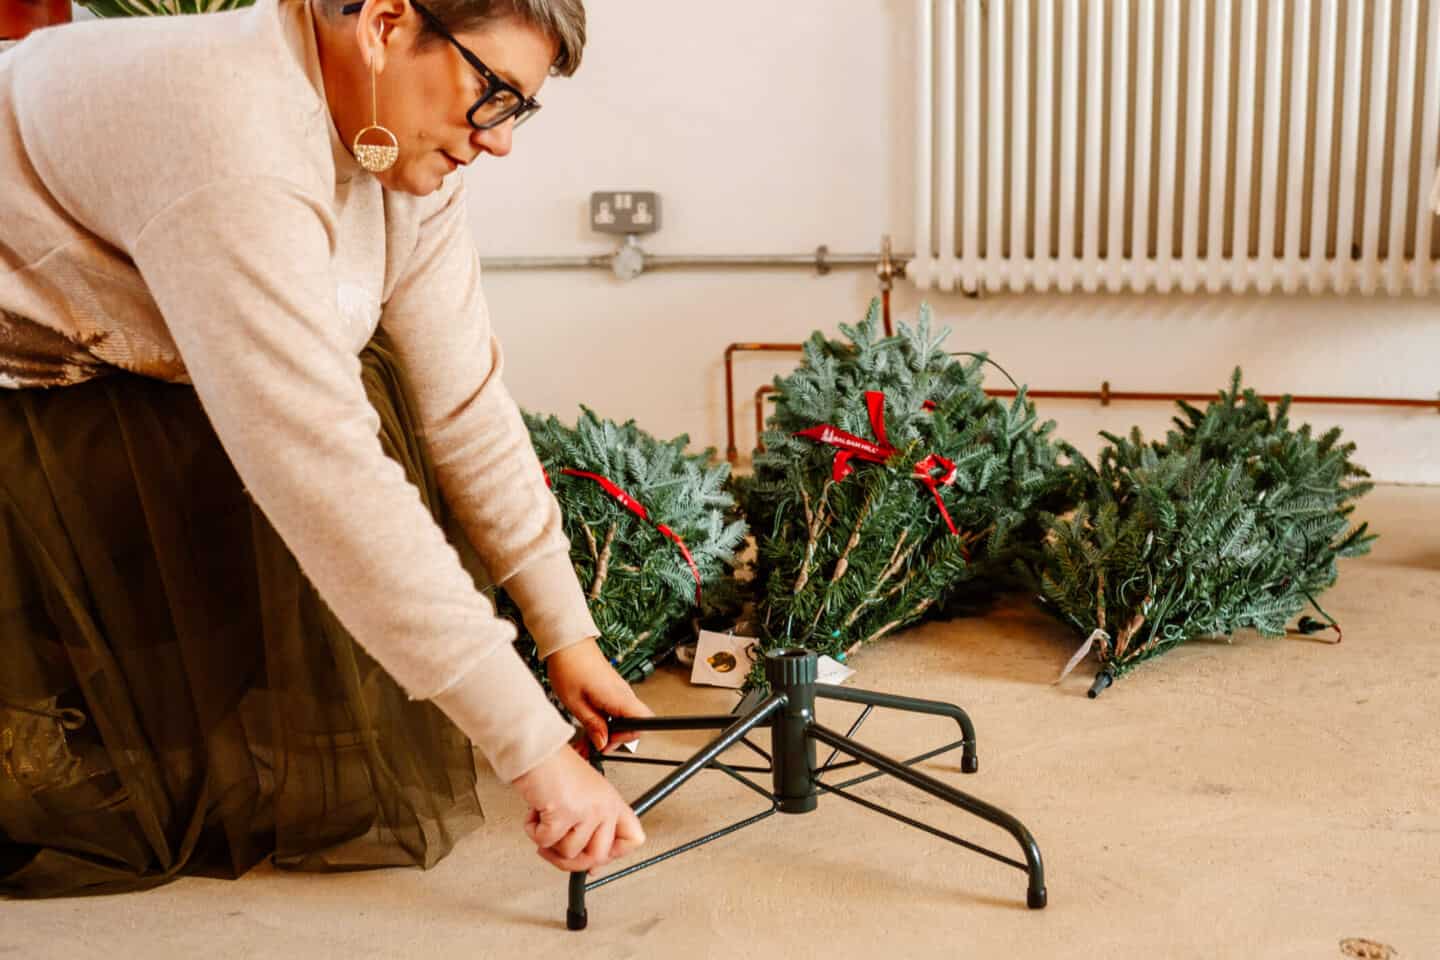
[327,0,586,76]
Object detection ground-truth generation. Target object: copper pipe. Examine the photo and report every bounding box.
[737,374,1437,463]
[723,236,904,459]
[755,384,776,450]
[877,235,897,336]
[986,386,1440,410]
[725,343,804,461]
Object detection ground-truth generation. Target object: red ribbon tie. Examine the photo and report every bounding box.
[795,392,960,537]
[556,469,702,603]
[792,391,896,481]
[912,454,959,536]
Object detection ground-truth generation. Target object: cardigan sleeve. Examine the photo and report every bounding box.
[131,174,574,782]
[378,176,599,662]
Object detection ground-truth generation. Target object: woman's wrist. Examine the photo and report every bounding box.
[544,634,599,662]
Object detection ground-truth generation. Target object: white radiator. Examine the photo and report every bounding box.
[909,0,1440,295]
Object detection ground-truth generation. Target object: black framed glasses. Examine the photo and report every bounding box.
[341,0,542,130]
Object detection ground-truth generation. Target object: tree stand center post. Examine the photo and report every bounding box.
[565,648,1048,930]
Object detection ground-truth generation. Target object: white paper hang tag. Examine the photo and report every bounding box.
[1054,628,1109,684]
[816,654,855,685]
[690,630,759,688]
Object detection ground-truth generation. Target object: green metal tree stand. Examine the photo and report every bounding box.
[564,648,1047,930]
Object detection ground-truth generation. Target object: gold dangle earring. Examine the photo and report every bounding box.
[353,36,398,173]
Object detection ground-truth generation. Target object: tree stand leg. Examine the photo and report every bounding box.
[566,694,787,929]
[562,649,1046,928]
[814,681,980,773]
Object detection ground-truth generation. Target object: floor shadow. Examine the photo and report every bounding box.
[773,844,1035,913]
[1363,549,1440,570]
[908,593,1090,688]
[467,900,566,930]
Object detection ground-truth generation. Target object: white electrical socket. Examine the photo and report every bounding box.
[590,191,661,235]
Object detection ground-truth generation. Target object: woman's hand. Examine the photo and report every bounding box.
[511,744,645,872]
[546,637,655,751]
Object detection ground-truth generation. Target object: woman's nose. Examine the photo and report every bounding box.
[473,119,515,158]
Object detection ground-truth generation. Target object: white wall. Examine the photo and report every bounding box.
[465,0,1439,485]
[65,2,1430,482]
[61,1,1434,481]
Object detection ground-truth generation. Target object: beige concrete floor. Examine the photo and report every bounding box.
[5,483,1438,960]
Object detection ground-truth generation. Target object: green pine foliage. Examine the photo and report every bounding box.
[501,408,748,683]
[1029,369,1376,695]
[743,300,1079,669]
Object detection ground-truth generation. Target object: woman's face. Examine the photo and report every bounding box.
[366,8,556,196]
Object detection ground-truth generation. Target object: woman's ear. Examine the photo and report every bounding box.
[354,0,408,73]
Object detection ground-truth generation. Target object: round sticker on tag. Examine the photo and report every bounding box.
[707,651,738,673]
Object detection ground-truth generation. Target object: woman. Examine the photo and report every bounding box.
[0,0,650,895]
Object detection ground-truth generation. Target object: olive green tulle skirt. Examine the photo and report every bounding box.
[0,337,486,897]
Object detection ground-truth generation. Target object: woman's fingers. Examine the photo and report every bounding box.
[550,821,594,861]
[597,688,654,750]
[611,807,646,858]
[583,817,617,866]
[513,738,648,873]
[522,808,542,844]
[533,811,640,873]
[602,729,640,752]
[535,845,570,871]
[536,844,596,873]
[526,807,574,850]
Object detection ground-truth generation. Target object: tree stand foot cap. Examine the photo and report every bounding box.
[961,752,979,774]
[567,909,588,931]
[1027,887,1048,909]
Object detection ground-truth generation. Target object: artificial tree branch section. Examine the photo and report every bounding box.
[1027,368,1375,695]
[589,522,617,601]
[501,408,748,686]
[741,299,1079,667]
